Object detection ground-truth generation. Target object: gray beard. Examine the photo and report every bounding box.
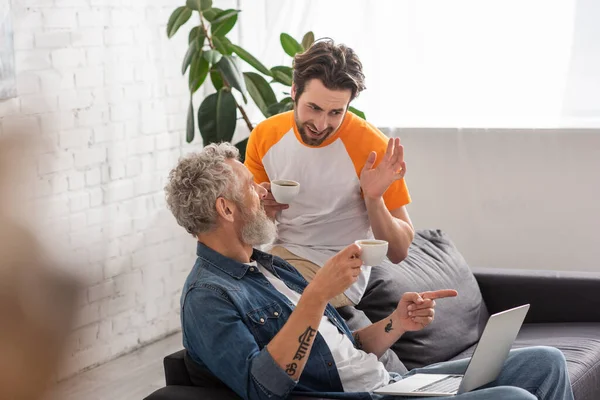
[240,206,277,246]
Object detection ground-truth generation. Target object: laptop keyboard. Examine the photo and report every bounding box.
[413,375,462,394]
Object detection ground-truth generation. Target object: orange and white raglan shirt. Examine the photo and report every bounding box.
[244,111,411,304]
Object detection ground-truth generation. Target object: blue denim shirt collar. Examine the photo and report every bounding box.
[196,241,278,280]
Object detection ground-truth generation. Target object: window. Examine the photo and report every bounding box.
[238,0,600,128]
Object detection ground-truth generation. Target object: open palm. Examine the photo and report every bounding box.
[360,138,406,200]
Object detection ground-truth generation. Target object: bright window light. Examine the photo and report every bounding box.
[239,0,600,128]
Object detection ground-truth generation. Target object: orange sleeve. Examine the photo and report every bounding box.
[384,174,411,211]
[244,126,270,184]
[341,115,411,211]
[243,112,294,184]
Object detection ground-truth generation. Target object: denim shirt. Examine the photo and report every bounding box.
[181,242,375,400]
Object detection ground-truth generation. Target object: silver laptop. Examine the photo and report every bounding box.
[374,304,530,397]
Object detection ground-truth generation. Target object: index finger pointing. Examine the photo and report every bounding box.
[420,289,458,300]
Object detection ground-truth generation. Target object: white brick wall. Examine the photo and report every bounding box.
[1,0,207,379]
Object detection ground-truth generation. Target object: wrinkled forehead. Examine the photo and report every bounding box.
[225,159,253,183]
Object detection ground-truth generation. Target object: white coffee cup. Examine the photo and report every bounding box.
[355,239,388,266]
[271,180,300,204]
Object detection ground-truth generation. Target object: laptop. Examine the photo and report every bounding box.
[374,304,530,397]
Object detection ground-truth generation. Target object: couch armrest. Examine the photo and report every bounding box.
[144,386,241,400]
[472,267,600,323]
[143,386,349,400]
[164,350,193,387]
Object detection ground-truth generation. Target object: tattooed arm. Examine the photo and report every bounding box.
[265,285,328,381]
[352,290,457,358]
[267,244,364,380]
[352,310,406,358]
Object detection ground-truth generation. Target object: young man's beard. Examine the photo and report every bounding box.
[239,203,277,246]
[295,110,334,146]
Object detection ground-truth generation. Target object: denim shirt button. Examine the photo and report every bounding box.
[327,362,333,367]
[259,317,265,323]
[273,311,279,316]
[249,267,255,272]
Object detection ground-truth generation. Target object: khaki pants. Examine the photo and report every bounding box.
[269,246,355,309]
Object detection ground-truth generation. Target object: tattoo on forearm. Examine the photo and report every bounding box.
[285,363,297,376]
[385,319,394,333]
[354,333,364,350]
[293,326,316,361]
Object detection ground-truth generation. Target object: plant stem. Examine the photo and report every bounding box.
[198,10,254,133]
[198,12,215,49]
[236,101,254,131]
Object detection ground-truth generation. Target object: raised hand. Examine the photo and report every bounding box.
[359,138,406,200]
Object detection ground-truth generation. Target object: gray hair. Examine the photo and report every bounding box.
[164,142,240,235]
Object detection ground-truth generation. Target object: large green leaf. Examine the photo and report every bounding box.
[244,72,277,118]
[186,99,195,143]
[281,96,294,111]
[211,9,240,24]
[210,69,224,90]
[189,52,210,93]
[186,0,212,11]
[200,0,212,10]
[230,44,271,76]
[182,43,197,75]
[217,55,247,102]
[301,31,315,50]
[203,7,223,22]
[188,27,205,51]
[167,7,192,39]
[198,88,237,144]
[235,138,248,162]
[280,33,304,57]
[266,97,294,117]
[203,49,222,65]
[212,15,237,37]
[212,35,233,55]
[189,26,199,43]
[348,106,366,120]
[196,31,206,50]
[186,0,198,10]
[211,9,239,36]
[270,66,293,86]
[266,103,281,117]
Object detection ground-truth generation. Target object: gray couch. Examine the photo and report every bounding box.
[144,230,600,400]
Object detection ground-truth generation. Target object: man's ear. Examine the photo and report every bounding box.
[291,84,297,102]
[215,197,235,223]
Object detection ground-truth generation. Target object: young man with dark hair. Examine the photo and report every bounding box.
[245,39,413,309]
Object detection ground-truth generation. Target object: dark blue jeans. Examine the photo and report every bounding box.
[377,346,574,400]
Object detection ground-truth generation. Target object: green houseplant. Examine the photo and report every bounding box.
[167,0,364,160]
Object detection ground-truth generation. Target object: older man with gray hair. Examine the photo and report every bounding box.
[164,142,572,400]
[165,143,276,247]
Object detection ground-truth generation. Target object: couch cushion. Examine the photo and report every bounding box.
[450,323,600,400]
[357,229,490,370]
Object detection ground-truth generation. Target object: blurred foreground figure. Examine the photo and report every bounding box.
[0,132,78,400]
